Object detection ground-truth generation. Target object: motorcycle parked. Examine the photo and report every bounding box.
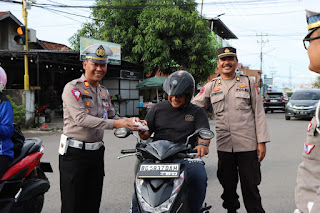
[114,127,214,213]
[0,138,53,213]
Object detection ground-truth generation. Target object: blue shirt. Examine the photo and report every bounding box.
[0,94,14,158]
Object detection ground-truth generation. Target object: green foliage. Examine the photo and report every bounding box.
[69,0,218,83]
[286,92,293,98]
[313,76,320,88]
[6,95,26,127]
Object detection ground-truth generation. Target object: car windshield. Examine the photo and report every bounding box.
[291,91,320,100]
[265,93,283,98]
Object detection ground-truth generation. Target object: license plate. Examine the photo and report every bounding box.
[271,100,277,102]
[296,111,307,115]
[137,163,180,178]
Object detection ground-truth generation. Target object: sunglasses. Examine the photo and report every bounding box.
[303,35,320,50]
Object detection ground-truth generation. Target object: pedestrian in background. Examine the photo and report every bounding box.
[192,47,270,213]
[0,66,14,178]
[59,44,140,213]
[295,0,320,212]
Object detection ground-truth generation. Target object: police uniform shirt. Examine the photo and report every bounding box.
[192,73,270,152]
[145,100,210,146]
[295,101,320,213]
[62,74,119,142]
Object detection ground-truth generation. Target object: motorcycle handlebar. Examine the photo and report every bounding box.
[121,149,136,154]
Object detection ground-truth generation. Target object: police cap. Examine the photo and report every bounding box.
[217,47,237,59]
[82,44,113,64]
[304,0,320,37]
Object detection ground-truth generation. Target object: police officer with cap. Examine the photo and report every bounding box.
[60,44,141,213]
[295,0,320,212]
[192,47,270,213]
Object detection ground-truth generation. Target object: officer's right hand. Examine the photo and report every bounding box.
[113,118,139,129]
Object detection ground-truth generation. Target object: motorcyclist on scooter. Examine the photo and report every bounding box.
[0,66,14,177]
[131,70,211,213]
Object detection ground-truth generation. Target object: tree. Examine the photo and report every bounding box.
[70,0,218,82]
[313,75,320,88]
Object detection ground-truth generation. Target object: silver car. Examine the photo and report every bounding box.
[285,89,320,120]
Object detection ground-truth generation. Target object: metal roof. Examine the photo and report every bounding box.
[207,18,238,39]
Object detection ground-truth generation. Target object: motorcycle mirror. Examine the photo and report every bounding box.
[114,127,132,138]
[199,129,214,140]
[185,128,214,145]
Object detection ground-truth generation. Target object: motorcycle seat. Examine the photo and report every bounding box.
[8,142,35,167]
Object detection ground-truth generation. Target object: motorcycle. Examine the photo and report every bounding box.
[114,127,214,213]
[0,137,53,213]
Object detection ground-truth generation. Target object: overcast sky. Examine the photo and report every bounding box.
[1,0,318,90]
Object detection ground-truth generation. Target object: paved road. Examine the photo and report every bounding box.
[24,112,310,213]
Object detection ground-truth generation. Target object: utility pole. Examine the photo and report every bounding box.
[289,66,292,89]
[200,0,203,16]
[257,33,269,95]
[22,0,30,90]
[270,68,277,89]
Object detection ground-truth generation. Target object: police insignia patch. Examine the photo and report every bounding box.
[254,83,260,94]
[307,121,312,132]
[86,101,91,107]
[71,89,81,101]
[185,115,194,121]
[101,93,106,97]
[199,87,205,94]
[304,142,315,154]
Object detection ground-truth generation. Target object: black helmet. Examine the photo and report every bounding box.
[163,70,195,104]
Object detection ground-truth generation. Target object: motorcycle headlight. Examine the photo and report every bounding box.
[135,171,185,212]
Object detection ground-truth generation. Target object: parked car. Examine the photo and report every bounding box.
[263,92,286,113]
[285,89,320,120]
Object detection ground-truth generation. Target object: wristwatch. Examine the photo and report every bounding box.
[198,142,208,147]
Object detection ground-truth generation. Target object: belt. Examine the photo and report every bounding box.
[68,139,104,151]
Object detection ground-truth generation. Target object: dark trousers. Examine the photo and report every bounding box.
[0,155,13,178]
[131,158,207,213]
[217,150,265,213]
[59,146,105,213]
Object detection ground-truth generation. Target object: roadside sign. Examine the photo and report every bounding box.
[80,37,121,65]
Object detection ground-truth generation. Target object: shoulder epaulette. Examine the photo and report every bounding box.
[239,73,248,77]
[100,85,106,89]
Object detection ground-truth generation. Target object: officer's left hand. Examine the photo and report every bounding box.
[257,142,266,162]
[194,144,209,157]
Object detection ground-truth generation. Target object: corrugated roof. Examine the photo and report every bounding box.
[39,40,71,51]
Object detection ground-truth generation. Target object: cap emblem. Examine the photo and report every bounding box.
[225,48,230,53]
[96,45,106,57]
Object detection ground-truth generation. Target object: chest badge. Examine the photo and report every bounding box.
[71,89,81,101]
[185,115,194,121]
[83,90,90,94]
[213,88,221,92]
[304,142,315,154]
[101,93,106,98]
[84,81,90,87]
[238,84,247,88]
